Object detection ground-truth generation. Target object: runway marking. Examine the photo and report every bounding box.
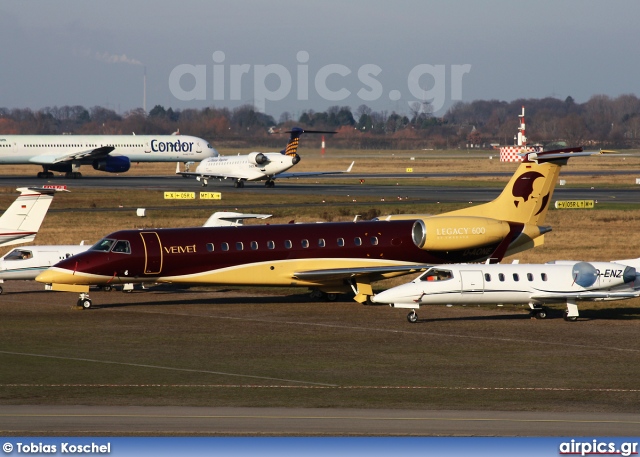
[2,384,639,393]
[0,350,336,387]
[113,308,640,354]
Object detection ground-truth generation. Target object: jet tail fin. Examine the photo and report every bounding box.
[444,147,603,225]
[0,187,63,247]
[280,127,337,161]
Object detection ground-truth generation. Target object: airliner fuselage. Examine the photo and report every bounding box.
[0,134,217,178]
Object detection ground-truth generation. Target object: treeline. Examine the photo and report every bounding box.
[1,94,639,149]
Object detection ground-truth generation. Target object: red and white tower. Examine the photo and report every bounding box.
[499,106,541,162]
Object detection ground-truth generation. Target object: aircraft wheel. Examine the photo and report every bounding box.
[564,311,578,322]
[102,285,113,292]
[37,172,44,179]
[326,293,339,302]
[407,311,418,323]
[0,285,3,294]
[535,308,547,319]
[80,298,92,309]
[309,289,324,300]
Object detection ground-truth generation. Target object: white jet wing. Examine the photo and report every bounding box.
[29,146,115,165]
[531,291,640,301]
[275,161,354,179]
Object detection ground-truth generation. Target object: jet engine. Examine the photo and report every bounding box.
[92,156,131,173]
[411,216,513,251]
[248,152,268,166]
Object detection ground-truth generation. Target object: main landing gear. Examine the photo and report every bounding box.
[65,171,82,179]
[529,306,548,319]
[264,180,275,188]
[309,289,340,301]
[234,180,245,188]
[37,170,54,179]
[407,310,418,323]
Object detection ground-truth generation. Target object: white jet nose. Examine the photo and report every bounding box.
[371,284,419,304]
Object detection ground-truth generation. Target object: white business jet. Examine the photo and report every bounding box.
[178,127,353,188]
[0,186,65,248]
[372,260,640,322]
[0,133,217,178]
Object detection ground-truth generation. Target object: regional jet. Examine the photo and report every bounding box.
[177,127,353,188]
[0,212,270,294]
[371,259,640,323]
[36,147,605,309]
[0,187,65,248]
[0,134,217,178]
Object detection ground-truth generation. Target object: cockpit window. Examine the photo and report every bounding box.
[419,268,453,282]
[111,240,131,254]
[4,249,33,260]
[90,238,115,252]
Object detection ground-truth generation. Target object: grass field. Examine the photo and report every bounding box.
[1,152,640,419]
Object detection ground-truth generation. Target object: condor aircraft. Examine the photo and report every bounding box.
[0,134,217,178]
[372,259,640,323]
[178,127,353,188]
[36,147,604,309]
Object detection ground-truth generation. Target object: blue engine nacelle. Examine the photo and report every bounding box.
[92,156,131,173]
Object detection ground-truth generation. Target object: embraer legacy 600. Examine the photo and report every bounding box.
[372,260,640,323]
[177,127,353,188]
[0,134,217,178]
[36,148,604,309]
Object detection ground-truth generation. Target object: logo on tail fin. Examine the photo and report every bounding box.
[284,137,299,157]
[512,171,544,207]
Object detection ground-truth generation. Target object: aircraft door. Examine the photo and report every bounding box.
[460,270,484,294]
[140,232,163,275]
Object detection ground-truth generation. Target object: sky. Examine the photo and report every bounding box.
[1,0,639,120]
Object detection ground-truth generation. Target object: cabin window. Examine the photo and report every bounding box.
[111,240,131,254]
[90,238,115,252]
[284,240,292,249]
[301,239,309,248]
[498,273,505,282]
[370,236,378,245]
[484,273,491,282]
[527,273,534,281]
[4,249,32,260]
[337,238,345,247]
[250,241,258,250]
[221,242,229,251]
[267,240,275,249]
[541,273,548,281]
[318,238,325,247]
[354,237,362,246]
[513,273,520,281]
[206,243,214,252]
[236,242,244,251]
[420,269,453,281]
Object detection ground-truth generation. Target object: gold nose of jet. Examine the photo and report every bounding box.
[36,268,78,284]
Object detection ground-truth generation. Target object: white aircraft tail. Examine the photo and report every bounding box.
[0,187,62,247]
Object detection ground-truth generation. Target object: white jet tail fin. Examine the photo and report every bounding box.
[0,187,63,247]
